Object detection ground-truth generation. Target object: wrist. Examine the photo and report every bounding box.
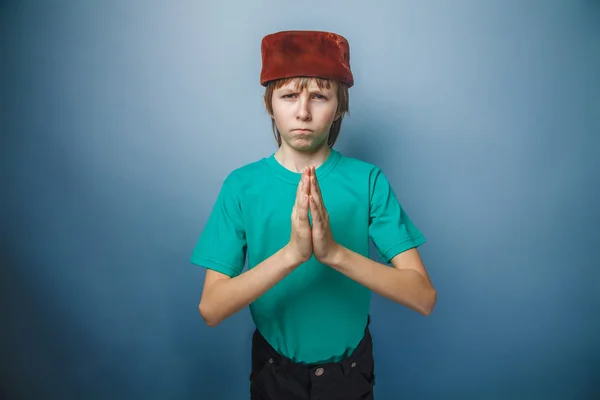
[323,243,346,267]
[281,244,305,269]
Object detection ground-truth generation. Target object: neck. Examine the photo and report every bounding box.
[274,142,332,173]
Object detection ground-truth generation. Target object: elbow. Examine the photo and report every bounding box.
[419,287,437,316]
[198,301,221,327]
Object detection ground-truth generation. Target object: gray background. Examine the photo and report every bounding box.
[3,0,599,398]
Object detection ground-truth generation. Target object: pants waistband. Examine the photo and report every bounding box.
[252,316,372,378]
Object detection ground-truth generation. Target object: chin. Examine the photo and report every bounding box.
[290,142,322,153]
[283,135,328,152]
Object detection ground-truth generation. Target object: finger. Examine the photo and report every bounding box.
[295,169,307,205]
[309,195,321,223]
[295,172,303,195]
[310,179,324,212]
[311,168,322,199]
[293,182,301,214]
[298,194,309,221]
[304,168,311,196]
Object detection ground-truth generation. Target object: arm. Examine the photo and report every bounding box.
[307,166,436,316]
[324,246,437,316]
[199,244,301,327]
[199,166,314,327]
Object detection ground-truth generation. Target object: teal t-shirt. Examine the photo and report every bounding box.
[190,149,426,364]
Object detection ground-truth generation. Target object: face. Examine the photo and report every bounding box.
[270,79,340,152]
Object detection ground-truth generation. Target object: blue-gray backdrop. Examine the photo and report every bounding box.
[3,0,599,398]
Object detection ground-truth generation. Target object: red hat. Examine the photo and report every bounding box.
[260,30,354,87]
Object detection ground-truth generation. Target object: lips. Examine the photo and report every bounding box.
[293,129,313,133]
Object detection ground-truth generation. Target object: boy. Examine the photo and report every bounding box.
[191,30,436,400]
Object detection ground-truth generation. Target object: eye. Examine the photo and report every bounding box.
[282,93,297,99]
[313,94,326,100]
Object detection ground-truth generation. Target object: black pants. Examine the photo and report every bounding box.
[249,318,375,400]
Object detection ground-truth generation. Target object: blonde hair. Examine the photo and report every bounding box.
[263,77,350,147]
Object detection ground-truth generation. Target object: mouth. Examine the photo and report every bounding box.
[293,129,313,133]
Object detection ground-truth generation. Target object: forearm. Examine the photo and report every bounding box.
[200,245,301,326]
[327,245,437,316]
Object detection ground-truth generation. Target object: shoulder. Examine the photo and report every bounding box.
[221,156,269,195]
[334,151,397,201]
[335,150,385,180]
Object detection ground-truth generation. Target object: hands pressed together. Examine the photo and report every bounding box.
[288,166,340,265]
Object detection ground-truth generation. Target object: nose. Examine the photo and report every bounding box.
[295,95,311,121]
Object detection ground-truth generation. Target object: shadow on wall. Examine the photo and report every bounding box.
[338,109,412,174]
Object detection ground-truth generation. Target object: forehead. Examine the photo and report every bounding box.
[276,77,335,91]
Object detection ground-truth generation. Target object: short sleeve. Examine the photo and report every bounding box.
[190,181,247,277]
[368,168,426,263]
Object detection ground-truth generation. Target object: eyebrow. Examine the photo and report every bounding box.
[279,88,331,94]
